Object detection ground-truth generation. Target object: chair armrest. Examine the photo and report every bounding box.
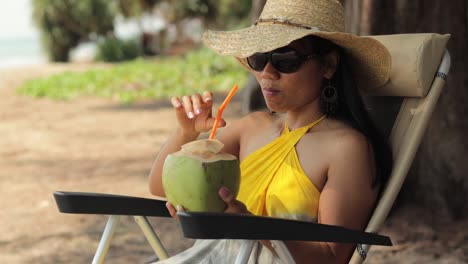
[177,212,391,246]
[53,191,170,217]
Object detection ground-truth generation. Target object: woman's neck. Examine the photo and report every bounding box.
[284,98,324,130]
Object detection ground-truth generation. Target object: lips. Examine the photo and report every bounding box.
[262,87,280,96]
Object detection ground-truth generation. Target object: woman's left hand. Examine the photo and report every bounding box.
[165,202,185,221]
[218,186,251,214]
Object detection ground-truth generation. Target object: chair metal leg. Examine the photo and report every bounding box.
[234,240,256,264]
[92,215,121,264]
[134,216,169,260]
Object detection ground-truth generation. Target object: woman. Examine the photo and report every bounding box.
[148,0,393,263]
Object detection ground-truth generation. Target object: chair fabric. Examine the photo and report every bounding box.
[366,33,450,97]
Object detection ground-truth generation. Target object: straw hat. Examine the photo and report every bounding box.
[202,0,392,89]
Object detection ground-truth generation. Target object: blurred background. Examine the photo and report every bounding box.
[0,0,466,263]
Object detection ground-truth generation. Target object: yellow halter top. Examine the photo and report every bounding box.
[237,115,326,221]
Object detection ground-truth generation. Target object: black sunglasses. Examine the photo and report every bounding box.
[247,48,319,73]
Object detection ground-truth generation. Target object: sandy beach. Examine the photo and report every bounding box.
[0,63,466,263]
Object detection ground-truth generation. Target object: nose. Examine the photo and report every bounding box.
[260,61,280,80]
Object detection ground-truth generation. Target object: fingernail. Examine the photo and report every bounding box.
[188,112,195,119]
[174,100,182,108]
[204,97,212,102]
[195,108,202,115]
[165,202,170,209]
[219,186,230,198]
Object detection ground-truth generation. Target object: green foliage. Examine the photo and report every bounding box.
[31,0,253,62]
[32,0,118,61]
[172,0,217,18]
[96,37,143,62]
[118,0,162,18]
[216,0,252,29]
[17,48,248,104]
[169,0,252,29]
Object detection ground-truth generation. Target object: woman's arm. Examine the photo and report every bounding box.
[285,130,378,264]
[148,128,199,197]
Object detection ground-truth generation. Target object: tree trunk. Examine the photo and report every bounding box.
[251,0,267,23]
[343,0,361,34]
[341,0,372,35]
[242,0,268,114]
[367,0,468,222]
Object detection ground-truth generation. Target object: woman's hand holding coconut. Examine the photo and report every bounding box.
[218,186,250,215]
[165,185,250,221]
[164,201,184,220]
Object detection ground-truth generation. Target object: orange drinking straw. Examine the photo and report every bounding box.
[209,84,239,139]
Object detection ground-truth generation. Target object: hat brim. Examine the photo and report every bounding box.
[203,24,391,89]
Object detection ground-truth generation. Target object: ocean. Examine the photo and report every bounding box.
[0,36,47,69]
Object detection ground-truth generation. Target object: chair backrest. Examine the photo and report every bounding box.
[349,33,451,263]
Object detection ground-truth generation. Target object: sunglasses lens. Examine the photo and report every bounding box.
[271,51,301,73]
[247,49,311,73]
[247,53,268,71]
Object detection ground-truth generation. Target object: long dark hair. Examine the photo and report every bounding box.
[306,36,393,190]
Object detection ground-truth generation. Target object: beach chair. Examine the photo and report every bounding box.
[53,33,451,264]
[349,32,451,263]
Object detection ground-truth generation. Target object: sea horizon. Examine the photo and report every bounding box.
[0,35,47,70]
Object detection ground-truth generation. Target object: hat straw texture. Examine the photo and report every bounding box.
[203,0,392,89]
[261,0,345,32]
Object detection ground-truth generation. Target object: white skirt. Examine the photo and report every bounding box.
[153,239,282,264]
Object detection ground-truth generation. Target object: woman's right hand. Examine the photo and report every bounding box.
[171,91,226,137]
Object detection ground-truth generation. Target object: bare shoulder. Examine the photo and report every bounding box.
[330,126,370,157]
[313,119,370,158]
[321,120,375,188]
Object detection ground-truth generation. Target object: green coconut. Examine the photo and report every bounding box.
[162,139,240,212]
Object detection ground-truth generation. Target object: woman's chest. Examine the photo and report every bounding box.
[239,126,331,192]
[238,120,282,161]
